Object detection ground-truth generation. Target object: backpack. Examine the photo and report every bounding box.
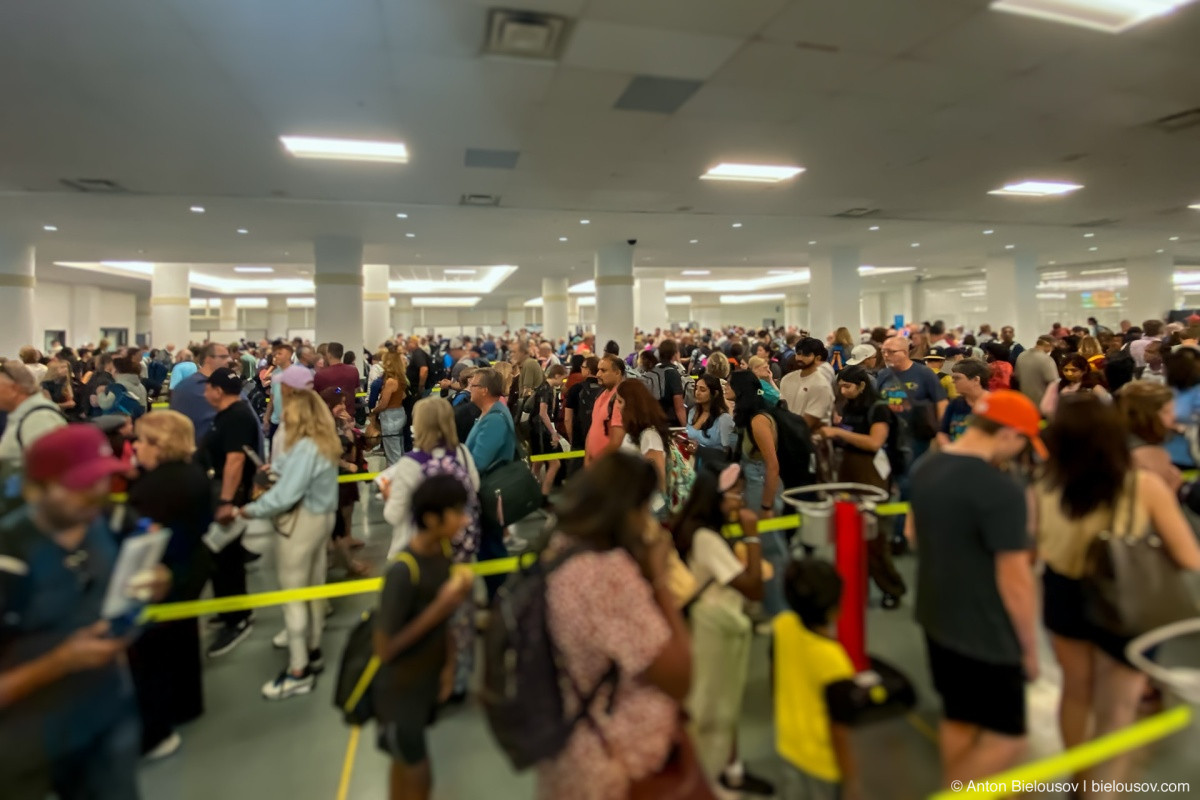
[105,382,145,419]
[406,447,481,543]
[574,380,603,440]
[481,548,619,770]
[744,407,817,490]
[681,374,697,410]
[333,551,420,725]
[426,351,447,389]
[0,407,69,517]
[639,365,667,401]
[243,376,269,419]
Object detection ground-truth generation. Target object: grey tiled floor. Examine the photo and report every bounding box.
[139,497,1200,799]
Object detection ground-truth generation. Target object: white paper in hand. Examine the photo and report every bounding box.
[202,518,248,554]
[101,529,170,620]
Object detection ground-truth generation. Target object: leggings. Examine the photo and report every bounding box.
[275,507,336,672]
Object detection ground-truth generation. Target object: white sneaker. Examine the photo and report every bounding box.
[261,668,315,700]
[144,732,182,760]
[272,629,287,649]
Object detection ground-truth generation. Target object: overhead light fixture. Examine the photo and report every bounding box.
[443,269,477,275]
[236,228,249,234]
[1048,261,1058,265]
[719,293,787,304]
[808,240,817,245]
[731,222,743,228]
[666,295,692,305]
[558,237,568,242]
[234,266,274,273]
[988,180,1083,197]
[580,219,590,225]
[910,243,920,248]
[983,229,995,235]
[1190,203,1200,210]
[279,135,409,163]
[1157,249,1166,253]
[190,206,205,214]
[768,270,798,275]
[1005,244,1016,249]
[1170,236,1180,241]
[681,270,711,276]
[98,261,154,273]
[689,239,699,244]
[412,296,481,308]
[396,212,408,219]
[700,163,805,183]
[1088,246,1099,251]
[869,226,880,231]
[989,0,1198,35]
[405,233,415,238]
[42,224,58,232]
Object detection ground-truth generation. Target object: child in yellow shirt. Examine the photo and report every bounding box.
[772,559,861,800]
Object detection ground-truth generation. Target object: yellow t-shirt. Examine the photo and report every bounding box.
[773,612,856,782]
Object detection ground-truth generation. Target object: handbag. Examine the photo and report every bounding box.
[1081,476,1199,639]
[363,416,382,450]
[628,720,717,800]
[478,411,542,528]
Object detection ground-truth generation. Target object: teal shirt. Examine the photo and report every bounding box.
[466,403,516,472]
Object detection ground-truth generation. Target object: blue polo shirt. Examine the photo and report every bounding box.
[0,509,134,774]
[170,371,216,445]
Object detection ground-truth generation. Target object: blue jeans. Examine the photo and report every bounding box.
[379,407,407,465]
[742,459,790,618]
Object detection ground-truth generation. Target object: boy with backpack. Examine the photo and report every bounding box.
[773,558,861,800]
[373,474,475,800]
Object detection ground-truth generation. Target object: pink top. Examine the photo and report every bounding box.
[536,548,676,800]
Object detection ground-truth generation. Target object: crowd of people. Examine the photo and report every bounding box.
[1,311,1199,800]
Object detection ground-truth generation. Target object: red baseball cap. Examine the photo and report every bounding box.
[25,425,129,490]
[973,390,1047,459]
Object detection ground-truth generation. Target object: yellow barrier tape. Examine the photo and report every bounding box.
[927,705,1193,799]
[151,401,168,409]
[1183,469,1197,482]
[530,449,585,463]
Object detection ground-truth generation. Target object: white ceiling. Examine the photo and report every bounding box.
[2,0,1199,307]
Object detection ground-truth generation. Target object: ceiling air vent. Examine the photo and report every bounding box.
[1072,218,1119,228]
[833,208,880,218]
[460,193,501,207]
[483,9,571,60]
[1150,107,1200,134]
[60,178,129,193]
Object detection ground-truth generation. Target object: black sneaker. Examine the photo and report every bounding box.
[719,769,775,796]
[208,612,254,629]
[881,593,901,610]
[308,648,325,674]
[207,619,253,658]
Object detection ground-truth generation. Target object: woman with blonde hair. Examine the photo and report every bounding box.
[706,351,731,381]
[127,410,214,757]
[240,389,340,701]
[371,349,409,464]
[379,396,480,700]
[829,326,855,372]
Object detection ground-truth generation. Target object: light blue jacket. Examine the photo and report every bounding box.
[686,412,735,451]
[242,437,339,518]
[466,402,517,472]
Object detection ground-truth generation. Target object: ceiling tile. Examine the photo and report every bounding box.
[613,76,703,114]
[465,148,521,169]
[761,0,982,56]
[583,0,788,37]
[707,41,888,93]
[561,19,743,80]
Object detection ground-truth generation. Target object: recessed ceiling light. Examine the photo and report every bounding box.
[236,228,248,234]
[689,239,699,244]
[1170,236,1180,241]
[988,180,1083,197]
[1049,260,1057,265]
[234,266,274,273]
[768,270,797,275]
[580,219,590,225]
[1088,246,1099,251]
[190,205,205,214]
[869,226,880,231]
[983,229,995,235]
[1190,203,1200,210]
[1157,249,1166,253]
[405,233,415,238]
[42,224,57,232]
[700,163,805,183]
[989,0,1198,35]
[1005,244,1016,249]
[731,222,743,228]
[396,213,408,219]
[910,243,920,248]
[558,237,568,242]
[682,270,710,276]
[1083,232,1095,238]
[443,269,476,275]
[279,135,409,163]
[808,240,817,245]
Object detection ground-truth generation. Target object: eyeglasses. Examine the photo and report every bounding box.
[881,348,908,355]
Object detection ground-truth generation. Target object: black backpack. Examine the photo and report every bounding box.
[760,406,817,490]
[574,380,603,441]
[481,548,618,770]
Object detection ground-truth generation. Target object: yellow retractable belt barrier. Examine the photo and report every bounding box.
[151,401,168,409]
[927,705,1192,799]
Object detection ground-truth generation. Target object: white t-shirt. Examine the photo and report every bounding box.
[688,528,746,612]
[621,428,664,456]
[779,369,835,426]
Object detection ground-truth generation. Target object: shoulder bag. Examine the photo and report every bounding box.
[478,410,543,528]
[1081,475,1199,638]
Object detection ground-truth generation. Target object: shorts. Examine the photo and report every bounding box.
[1042,566,1143,667]
[375,703,437,765]
[924,635,1026,737]
[780,761,842,800]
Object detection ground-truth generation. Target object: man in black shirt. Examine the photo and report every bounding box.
[201,367,260,657]
[655,338,687,426]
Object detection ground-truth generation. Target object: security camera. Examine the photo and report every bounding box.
[627,238,638,246]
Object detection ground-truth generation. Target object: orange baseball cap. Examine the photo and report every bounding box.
[973,390,1047,458]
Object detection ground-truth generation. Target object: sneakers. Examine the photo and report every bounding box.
[207,618,253,658]
[144,732,182,761]
[719,768,775,797]
[208,612,254,629]
[261,668,315,700]
[308,648,325,674]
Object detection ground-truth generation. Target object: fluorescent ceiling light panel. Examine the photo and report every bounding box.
[190,206,205,214]
[389,265,515,295]
[234,266,274,273]
[412,296,481,308]
[701,163,805,183]
[280,136,409,163]
[288,298,316,308]
[666,295,692,305]
[1190,203,1200,210]
[681,270,711,276]
[989,0,1197,34]
[99,261,155,274]
[988,180,1083,197]
[234,298,268,308]
[719,293,786,304]
[443,269,477,275]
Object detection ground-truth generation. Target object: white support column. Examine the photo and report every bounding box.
[267,296,289,341]
[883,284,914,328]
[691,292,722,331]
[567,296,581,330]
[313,235,364,350]
[633,278,667,334]
[784,292,806,331]
[542,277,569,343]
[136,297,151,343]
[69,285,102,348]
[986,252,1040,345]
[1125,252,1175,325]
[0,241,36,358]
[214,297,239,342]
[150,263,190,351]
[808,246,860,340]
[392,296,414,338]
[860,292,885,331]
[907,282,921,328]
[363,263,391,349]
[595,243,636,355]
[505,298,526,332]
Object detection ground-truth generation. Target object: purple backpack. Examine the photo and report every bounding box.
[405,446,481,558]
